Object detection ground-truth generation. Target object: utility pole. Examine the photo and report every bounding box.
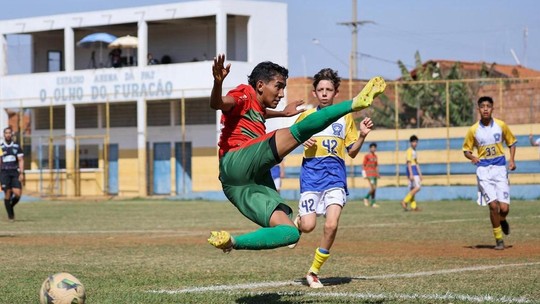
[523,26,528,67]
[337,0,374,79]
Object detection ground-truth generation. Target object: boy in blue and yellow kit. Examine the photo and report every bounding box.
[288,68,374,288]
[463,96,516,250]
[400,135,422,211]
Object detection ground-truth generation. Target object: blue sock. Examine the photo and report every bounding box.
[318,247,330,254]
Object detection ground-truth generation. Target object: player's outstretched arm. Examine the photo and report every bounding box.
[265,100,305,118]
[348,117,373,158]
[210,54,235,111]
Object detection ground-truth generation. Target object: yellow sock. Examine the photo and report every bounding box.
[403,193,413,203]
[493,226,503,241]
[410,200,417,210]
[309,248,330,275]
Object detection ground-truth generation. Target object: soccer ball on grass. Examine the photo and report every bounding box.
[39,272,86,304]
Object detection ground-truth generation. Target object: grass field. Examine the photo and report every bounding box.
[0,198,539,303]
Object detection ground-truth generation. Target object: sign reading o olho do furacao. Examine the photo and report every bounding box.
[37,69,174,103]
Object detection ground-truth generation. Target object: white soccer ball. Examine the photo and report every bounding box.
[39,272,86,304]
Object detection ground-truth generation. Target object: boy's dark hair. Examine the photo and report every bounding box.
[312,68,341,90]
[369,143,377,148]
[477,96,494,105]
[3,127,12,133]
[248,61,288,89]
[410,135,418,142]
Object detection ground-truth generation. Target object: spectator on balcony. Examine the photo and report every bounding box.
[147,53,159,65]
[110,48,122,68]
[161,55,172,64]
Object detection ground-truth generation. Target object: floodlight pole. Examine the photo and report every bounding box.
[337,0,375,80]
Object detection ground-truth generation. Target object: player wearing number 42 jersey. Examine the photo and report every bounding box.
[289,68,375,289]
[463,96,516,250]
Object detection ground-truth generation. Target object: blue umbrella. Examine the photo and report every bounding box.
[77,33,117,68]
[77,32,117,46]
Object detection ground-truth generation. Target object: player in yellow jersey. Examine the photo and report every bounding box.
[400,135,422,211]
[288,68,374,288]
[463,96,516,250]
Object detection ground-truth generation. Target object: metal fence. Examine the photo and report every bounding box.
[287,77,540,187]
[287,77,540,129]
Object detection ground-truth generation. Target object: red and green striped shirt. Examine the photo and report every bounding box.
[218,84,267,158]
[363,152,378,177]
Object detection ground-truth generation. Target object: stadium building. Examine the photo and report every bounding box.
[1,1,538,200]
[0,0,288,197]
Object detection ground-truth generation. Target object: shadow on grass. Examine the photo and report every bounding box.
[1,219,34,223]
[235,278,357,303]
[464,244,514,249]
[292,276,356,287]
[319,276,354,286]
[236,293,298,304]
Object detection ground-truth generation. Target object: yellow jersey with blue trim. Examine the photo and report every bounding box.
[295,108,358,193]
[462,118,516,167]
[406,147,419,176]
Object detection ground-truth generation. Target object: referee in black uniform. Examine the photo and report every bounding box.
[1,127,24,221]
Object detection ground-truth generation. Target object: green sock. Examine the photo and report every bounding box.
[370,198,375,206]
[233,225,300,250]
[290,100,353,143]
[364,193,370,199]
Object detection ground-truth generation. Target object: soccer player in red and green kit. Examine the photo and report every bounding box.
[363,143,380,208]
[208,54,386,252]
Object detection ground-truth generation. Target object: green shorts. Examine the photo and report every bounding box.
[219,132,293,227]
[367,177,378,186]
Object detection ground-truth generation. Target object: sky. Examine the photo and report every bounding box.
[0,0,538,80]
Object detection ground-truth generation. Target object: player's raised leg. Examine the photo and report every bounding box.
[274,76,386,158]
[352,76,386,111]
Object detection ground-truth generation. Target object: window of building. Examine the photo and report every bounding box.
[227,15,248,61]
[34,106,66,130]
[38,144,66,169]
[174,98,215,125]
[79,145,99,169]
[36,144,99,169]
[48,51,62,72]
[148,101,171,126]
[106,102,137,127]
[75,104,98,128]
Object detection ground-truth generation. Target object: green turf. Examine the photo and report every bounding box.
[0,199,538,303]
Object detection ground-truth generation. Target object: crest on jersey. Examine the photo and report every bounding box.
[331,123,343,136]
[494,133,501,141]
